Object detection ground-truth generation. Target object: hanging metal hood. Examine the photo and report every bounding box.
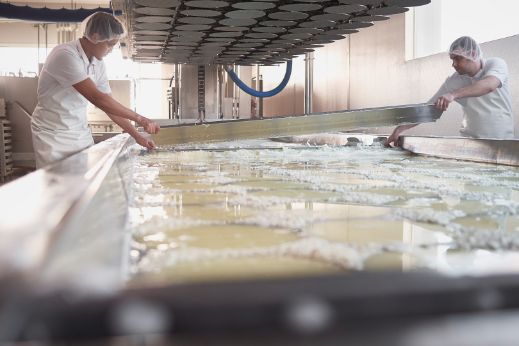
[112,0,432,65]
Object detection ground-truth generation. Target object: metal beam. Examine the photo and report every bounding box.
[400,136,519,167]
[152,103,442,146]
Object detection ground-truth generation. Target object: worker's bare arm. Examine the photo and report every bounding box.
[72,78,160,134]
[435,76,500,111]
[452,75,501,99]
[104,92,155,149]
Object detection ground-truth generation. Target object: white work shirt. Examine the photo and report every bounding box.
[429,58,514,139]
[31,39,111,168]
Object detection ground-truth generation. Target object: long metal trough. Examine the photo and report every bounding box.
[3,126,519,344]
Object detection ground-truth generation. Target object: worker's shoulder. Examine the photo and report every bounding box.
[48,41,79,59]
[484,57,508,68]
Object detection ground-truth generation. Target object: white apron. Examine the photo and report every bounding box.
[31,84,93,168]
[31,39,110,168]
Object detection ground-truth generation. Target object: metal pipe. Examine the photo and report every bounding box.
[304,52,314,115]
[176,64,182,120]
[233,65,239,119]
[168,72,175,119]
[45,23,48,59]
[37,24,40,73]
[259,73,263,118]
[217,65,223,119]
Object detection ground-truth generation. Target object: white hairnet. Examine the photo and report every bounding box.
[82,12,126,44]
[449,36,482,62]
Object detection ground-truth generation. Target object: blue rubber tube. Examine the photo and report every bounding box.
[225,61,292,98]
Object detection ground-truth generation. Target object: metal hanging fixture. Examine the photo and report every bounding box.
[112,0,432,65]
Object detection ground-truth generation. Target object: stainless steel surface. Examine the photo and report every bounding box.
[6,126,519,343]
[111,0,431,64]
[152,103,442,146]
[0,134,133,285]
[304,51,314,115]
[400,136,519,167]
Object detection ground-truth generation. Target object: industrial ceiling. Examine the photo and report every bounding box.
[112,0,431,65]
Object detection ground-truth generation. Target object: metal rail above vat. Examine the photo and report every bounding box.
[153,103,441,146]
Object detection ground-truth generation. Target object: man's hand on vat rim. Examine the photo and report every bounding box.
[384,124,417,147]
[384,126,404,147]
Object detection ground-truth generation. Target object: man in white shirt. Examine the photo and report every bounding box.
[385,36,515,146]
[32,12,160,168]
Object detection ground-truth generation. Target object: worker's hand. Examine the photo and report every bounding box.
[384,126,405,147]
[139,117,161,135]
[134,133,156,150]
[384,124,418,147]
[435,93,455,111]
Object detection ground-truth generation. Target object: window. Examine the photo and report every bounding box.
[0,47,43,76]
[407,0,519,60]
[1,44,171,119]
[84,48,171,118]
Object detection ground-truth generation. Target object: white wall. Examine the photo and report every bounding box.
[312,38,350,113]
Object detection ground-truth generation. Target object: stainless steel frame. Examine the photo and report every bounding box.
[0,134,133,285]
[3,128,519,344]
[153,103,442,146]
[400,135,519,167]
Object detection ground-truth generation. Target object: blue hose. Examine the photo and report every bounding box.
[225,61,292,98]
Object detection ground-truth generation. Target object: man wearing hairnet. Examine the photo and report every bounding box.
[385,36,514,146]
[31,12,160,168]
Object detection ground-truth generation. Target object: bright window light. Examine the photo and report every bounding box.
[1,44,169,118]
[408,0,519,59]
[0,47,41,76]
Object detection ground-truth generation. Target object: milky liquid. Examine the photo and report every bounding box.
[128,141,519,285]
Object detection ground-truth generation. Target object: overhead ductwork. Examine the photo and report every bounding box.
[0,2,118,23]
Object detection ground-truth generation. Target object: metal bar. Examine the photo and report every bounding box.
[5,271,519,342]
[400,136,519,167]
[304,52,314,115]
[152,103,442,146]
[259,76,263,118]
